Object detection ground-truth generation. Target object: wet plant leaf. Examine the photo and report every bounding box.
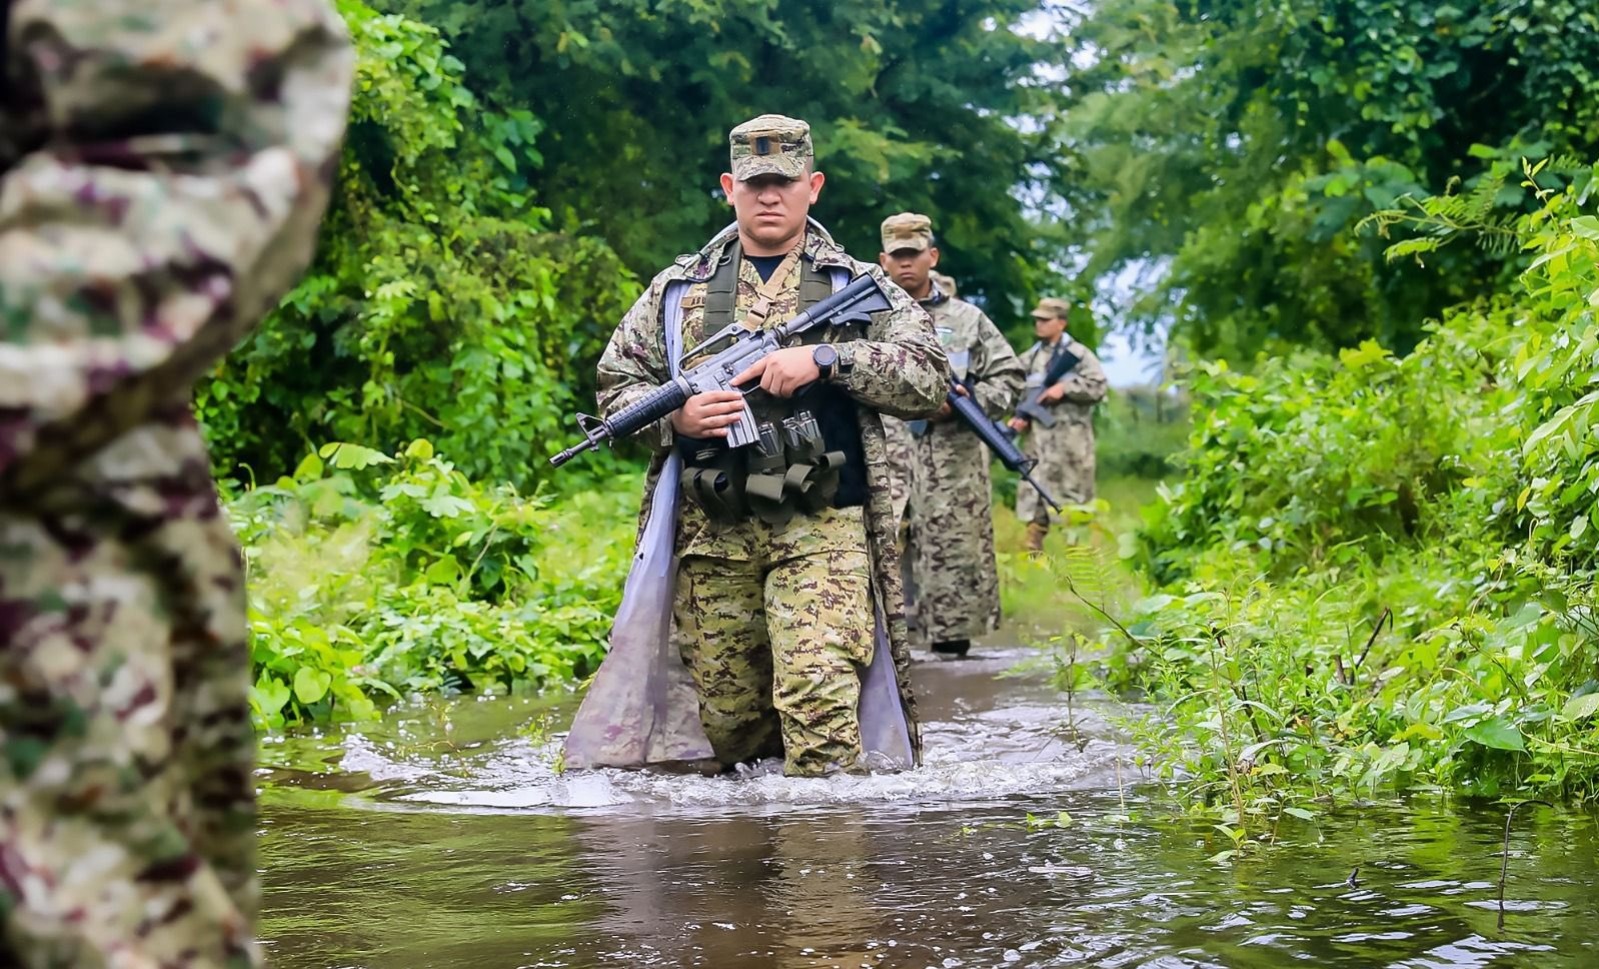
[294,667,334,706]
[1463,718,1525,752]
[1562,693,1599,722]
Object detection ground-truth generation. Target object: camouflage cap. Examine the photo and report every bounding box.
[880,212,934,253]
[729,114,813,181]
[1031,297,1072,320]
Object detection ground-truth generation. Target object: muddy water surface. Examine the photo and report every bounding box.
[258,648,1599,968]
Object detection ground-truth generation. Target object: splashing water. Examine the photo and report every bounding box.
[258,646,1599,968]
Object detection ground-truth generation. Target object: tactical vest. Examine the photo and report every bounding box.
[677,244,867,526]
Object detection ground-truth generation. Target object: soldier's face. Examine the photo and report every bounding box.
[1033,314,1067,341]
[878,246,939,298]
[720,169,825,254]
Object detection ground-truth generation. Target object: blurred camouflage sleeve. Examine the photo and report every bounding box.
[0,0,354,494]
[596,276,675,450]
[969,309,1025,419]
[835,266,948,419]
[1057,342,1109,404]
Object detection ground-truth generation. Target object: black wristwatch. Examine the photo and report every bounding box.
[812,343,839,381]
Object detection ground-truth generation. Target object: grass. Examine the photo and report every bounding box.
[993,472,1160,646]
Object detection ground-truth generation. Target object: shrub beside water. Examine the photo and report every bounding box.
[1095,162,1599,841]
[231,440,636,728]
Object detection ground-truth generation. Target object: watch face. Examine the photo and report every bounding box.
[814,344,838,367]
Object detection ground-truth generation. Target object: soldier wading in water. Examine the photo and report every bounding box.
[594,115,949,777]
[878,214,1024,659]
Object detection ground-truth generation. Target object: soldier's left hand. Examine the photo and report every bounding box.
[735,347,822,398]
[1040,383,1067,404]
[932,383,968,421]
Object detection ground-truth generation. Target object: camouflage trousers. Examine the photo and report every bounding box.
[1016,425,1096,531]
[0,492,260,969]
[672,514,875,777]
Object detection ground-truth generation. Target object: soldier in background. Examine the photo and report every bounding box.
[594,116,947,776]
[1008,298,1109,553]
[0,2,353,966]
[880,214,1025,658]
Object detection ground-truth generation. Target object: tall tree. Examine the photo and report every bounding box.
[382,0,1077,329]
[1052,0,1599,358]
[200,0,638,489]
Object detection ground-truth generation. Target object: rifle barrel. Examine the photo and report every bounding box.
[549,440,593,468]
[1023,470,1063,513]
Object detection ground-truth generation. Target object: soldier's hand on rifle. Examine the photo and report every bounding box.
[734,346,821,398]
[1040,383,1067,404]
[672,390,747,438]
[1007,416,1029,433]
[933,383,969,421]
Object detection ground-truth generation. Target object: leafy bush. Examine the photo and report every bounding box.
[199,0,639,493]
[1139,306,1515,584]
[1092,162,1599,841]
[231,440,637,728]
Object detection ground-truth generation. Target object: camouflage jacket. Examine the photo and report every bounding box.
[1015,335,1108,507]
[887,284,1023,642]
[1017,335,1108,430]
[882,284,1024,521]
[595,220,949,754]
[0,0,354,508]
[925,284,1024,417]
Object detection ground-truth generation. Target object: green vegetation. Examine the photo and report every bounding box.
[1083,164,1599,846]
[232,441,634,728]
[381,0,1089,328]
[211,0,1599,831]
[994,387,1181,643]
[1056,0,1599,358]
[201,0,638,491]
[201,1,645,729]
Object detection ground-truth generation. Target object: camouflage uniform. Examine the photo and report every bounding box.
[1012,301,1109,543]
[878,216,1023,651]
[0,3,352,967]
[595,116,947,777]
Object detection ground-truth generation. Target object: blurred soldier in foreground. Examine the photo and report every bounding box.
[0,2,353,966]
[1008,298,1108,552]
[879,215,1024,658]
[582,115,947,777]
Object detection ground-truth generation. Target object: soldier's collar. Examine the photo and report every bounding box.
[682,216,847,280]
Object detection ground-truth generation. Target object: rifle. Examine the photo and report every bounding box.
[943,378,1063,513]
[1012,342,1082,429]
[551,273,892,468]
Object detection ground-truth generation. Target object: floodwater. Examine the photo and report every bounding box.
[258,647,1599,968]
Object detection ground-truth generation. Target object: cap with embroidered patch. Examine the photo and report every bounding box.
[729,114,813,181]
[880,212,934,253]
